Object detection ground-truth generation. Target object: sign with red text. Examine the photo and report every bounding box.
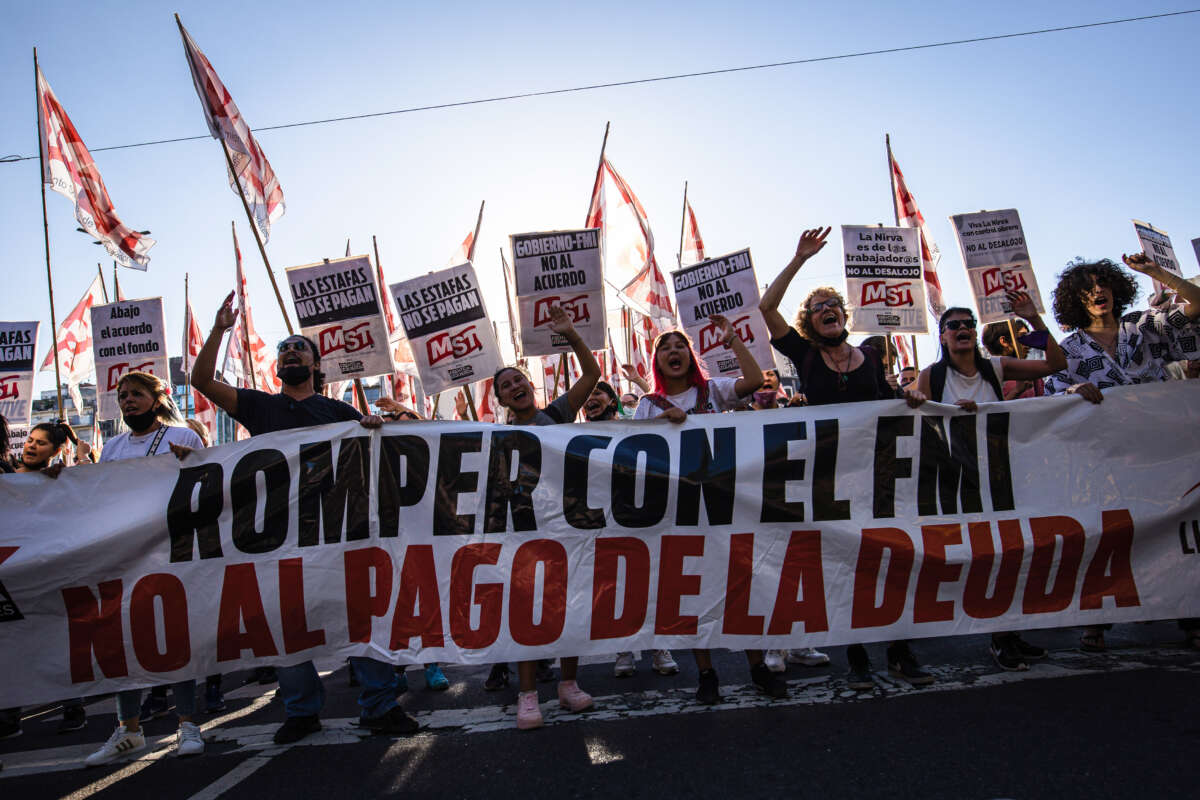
[511,229,606,356]
[0,321,40,425]
[670,249,775,377]
[951,209,1045,324]
[287,256,395,380]
[1,381,1197,706]
[389,263,503,396]
[89,298,169,420]
[842,225,929,333]
[1132,220,1185,296]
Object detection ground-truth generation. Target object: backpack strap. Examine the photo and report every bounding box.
[644,381,715,416]
[976,356,1004,402]
[930,360,949,403]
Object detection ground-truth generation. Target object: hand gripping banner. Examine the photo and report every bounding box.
[1,382,1198,706]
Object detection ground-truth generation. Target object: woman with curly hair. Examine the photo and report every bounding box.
[1044,253,1200,400]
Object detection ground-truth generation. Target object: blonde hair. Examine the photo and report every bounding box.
[793,286,846,341]
[184,418,211,447]
[116,371,181,424]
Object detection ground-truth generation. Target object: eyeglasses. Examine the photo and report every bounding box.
[277,340,309,353]
[943,319,977,331]
[808,298,842,313]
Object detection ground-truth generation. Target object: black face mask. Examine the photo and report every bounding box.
[123,408,158,432]
[586,402,618,421]
[279,365,312,386]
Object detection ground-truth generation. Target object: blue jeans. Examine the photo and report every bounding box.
[116,681,196,721]
[276,659,400,719]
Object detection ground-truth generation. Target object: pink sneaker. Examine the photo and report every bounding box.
[557,680,593,712]
[516,691,543,730]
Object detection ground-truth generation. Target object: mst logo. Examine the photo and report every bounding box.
[534,295,591,326]
[861,281,914,307]
[105,362,156,390]
[320,321,375,355]
[0,375,20,401]
[982,267,1029,296]
[427,325,483,366]
[697,316,755,354]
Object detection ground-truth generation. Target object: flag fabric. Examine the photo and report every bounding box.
[891,335,914,370]
[40,275,105,412]
[231,227,280,393]
[622,260,676,331]
[36,67,155,269]
[183,299,217,438]
[680,197,706,267]
[178,20,285,242]
[585,157,659,293]
[444,230,475,267]
[889,147,945,317]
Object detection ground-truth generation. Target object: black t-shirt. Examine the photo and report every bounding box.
[770,328,892,406]
[233,388,362,435]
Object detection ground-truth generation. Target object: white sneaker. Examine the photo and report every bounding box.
[85,726,146,766]
[613,652,636,677]
[652,649,679,675]
[176,721,204,757]
[764,650,787,673]
[786,647,831,666]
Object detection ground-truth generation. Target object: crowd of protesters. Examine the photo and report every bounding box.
[2,235,1198,764]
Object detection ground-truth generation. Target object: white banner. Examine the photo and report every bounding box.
[1132,220,1184,296]
[950,209,1046,324]
[89,298,169,420]
[1,382,1198,706]
[0,321,40,425]
[511,229,606,356]
[842,226,929,334]
[6,423,29,462]
[390,263,504,396]
[286,256,395,381]
[670,249,775,377]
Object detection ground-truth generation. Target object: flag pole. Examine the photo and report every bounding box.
[97,264,109,303]
[677,181,688,268]
[34,48,65,419]
[112,261,121,300]
[499,247,521,359]
[232,221,257,391]
[586,121,611,221]
[218,139,294,335]
[184,272,192,418]
[468,200,484,262]
[887,133,924,370]
[462,385,479,421]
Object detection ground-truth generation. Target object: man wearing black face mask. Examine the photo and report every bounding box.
[191,292,415,745]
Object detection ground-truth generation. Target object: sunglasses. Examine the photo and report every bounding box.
[943,319,977,331]
[808,298,842,313]
[277,340,309,353]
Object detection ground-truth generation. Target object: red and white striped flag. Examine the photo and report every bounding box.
[623,261,676,331]
[680,197,706,267]
[230,227,280,392]
[444,230,475,267]
[178,19,285,242]
[891,334,914,370]
[474,378,496,423]
[585,157,659,294]
[40,275,105,412]
[183,299,217,438]
[889,145,944,317]
[36,67,155,269]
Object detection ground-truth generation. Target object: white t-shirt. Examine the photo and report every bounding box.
[941,356,1006,405]
[633,377,742,419]
[100,425,205,463]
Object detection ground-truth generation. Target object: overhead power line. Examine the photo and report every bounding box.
[2,9,1196,164]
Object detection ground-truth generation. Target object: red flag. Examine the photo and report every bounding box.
[178,19,285,242]
[623,261,676,330]
[444,231,475,267]
[891,335,914,370]
[680,198,706,266]
[184,299,217,438]
[40,275,105,411]
[36,66,154,268]
[474,378,496,423]
[585,157,659,293]
[889,146,944,317]
[231,227,280,392]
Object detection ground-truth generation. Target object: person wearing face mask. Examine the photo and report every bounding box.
[582,380,620,421]
[190,292,412,745]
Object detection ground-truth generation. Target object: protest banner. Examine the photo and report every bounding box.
[1132,220,1184,296]
[0,321,40,427]
[286,256,394,381]
[2,381,1198,706]
[6,424,27,462]
[89,298,169,420]
[1192,238,1200,271]
[511,229,606,356]
[950,209,1046,324]
[842,225,929,334]
[389,263,503,395]
[670,249,775,377]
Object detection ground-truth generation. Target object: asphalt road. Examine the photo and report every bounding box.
[2,622,1197,799]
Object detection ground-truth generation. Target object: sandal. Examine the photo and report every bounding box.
[1079,631,1106,653]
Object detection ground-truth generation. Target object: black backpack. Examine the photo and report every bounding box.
[929,356,1003,403]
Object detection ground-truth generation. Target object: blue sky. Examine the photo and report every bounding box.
[3,1,1198,392]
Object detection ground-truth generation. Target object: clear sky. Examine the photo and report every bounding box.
[3,1,1198,395]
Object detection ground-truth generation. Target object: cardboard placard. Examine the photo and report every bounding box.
[950,209,1045,324]
[841,226,929,334]
[0,321,40,426]
[511,229,606,356]
[89,298,169,420]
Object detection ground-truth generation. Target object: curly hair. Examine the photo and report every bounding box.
[792,286,846,341]
[1051,258,1139,331]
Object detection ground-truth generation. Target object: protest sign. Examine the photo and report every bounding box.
[390,263,503,396]
[2,381,1198,707]
[0,321,40,426]
[841,225,929,333]
[1132,220,1184,296]
[6,423,27,461]
[286,256,394,380]
[950,209,1045,324]
[511,229,606,356]
[670,249,775,377]
[89,298,169,420]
